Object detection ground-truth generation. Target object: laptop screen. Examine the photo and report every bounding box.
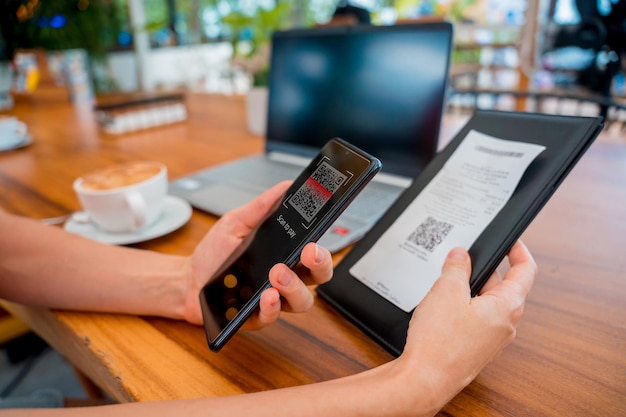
[266,22,453,178]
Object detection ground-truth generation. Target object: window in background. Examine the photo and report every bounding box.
[119,0,545,95]
[304,0,338,24]
[142,0,309,48]
[134,0,534,49]
[143,0,175,47]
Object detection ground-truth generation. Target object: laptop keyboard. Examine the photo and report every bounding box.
[232,163,298,191]
[174,154,404,230]
[340,183,403,224]
[232,161,402,225]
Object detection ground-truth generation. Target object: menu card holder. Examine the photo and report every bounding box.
[317,110,603,356]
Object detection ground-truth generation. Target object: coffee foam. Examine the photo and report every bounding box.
[80,161,162,191]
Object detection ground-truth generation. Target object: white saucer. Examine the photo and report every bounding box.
[0,134,33,152]
[63,195,192,245]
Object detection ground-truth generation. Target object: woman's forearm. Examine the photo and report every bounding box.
[0,212,535,417]
[0,210,188,320]
[0,358,443,417]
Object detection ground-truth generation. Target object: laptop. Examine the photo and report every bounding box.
[169,22,453,252]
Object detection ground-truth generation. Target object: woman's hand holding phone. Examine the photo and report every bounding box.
[199,139,381,351]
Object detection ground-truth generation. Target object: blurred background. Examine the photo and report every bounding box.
[0,0,624,116]
[0,0,624,407]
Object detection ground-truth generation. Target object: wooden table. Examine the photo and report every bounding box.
[1,92,625,416]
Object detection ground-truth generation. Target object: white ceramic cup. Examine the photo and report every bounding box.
[0,117,27,146]
[73,161,168,233]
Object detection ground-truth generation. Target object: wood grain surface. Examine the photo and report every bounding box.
[1,91,624,416]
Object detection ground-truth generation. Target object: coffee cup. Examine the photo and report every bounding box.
[0,117,27,147]
[73,161,168,233]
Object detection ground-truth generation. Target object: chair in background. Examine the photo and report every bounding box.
[447,87,626,131]
[448,0,626,133]
[549,0,625,101]
[0,308,30,347]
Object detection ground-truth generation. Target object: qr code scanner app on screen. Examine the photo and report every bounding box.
[288,161,347,224]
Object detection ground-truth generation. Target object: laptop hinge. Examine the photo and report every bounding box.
[267,152,312,167]
[268,151,411,188]
[373,172,412,188]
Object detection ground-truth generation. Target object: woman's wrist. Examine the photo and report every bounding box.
[379,358,448,417]
[127,252,191,321]
[179,258,205,325]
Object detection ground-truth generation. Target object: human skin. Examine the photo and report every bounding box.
[0,181,333,329]
[0,181,537,417]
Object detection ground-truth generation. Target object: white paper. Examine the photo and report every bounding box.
[350,130,546,312]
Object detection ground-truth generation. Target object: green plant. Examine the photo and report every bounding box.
[0,0,26,62]
[1,0,125,93]
[1,0,123,60]
[222,2,294,87]
[29,1,121,57]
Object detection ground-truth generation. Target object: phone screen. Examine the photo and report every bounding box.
[200,139,381,351]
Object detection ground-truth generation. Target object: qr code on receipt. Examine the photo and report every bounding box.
[407,216,454,252]
[288,161,347,222]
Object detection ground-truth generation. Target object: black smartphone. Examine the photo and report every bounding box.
[199,138,382,351]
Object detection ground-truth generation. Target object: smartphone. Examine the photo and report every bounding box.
[199,138,382,351]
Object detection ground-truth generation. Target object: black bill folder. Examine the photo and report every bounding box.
[317,110,604,356]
